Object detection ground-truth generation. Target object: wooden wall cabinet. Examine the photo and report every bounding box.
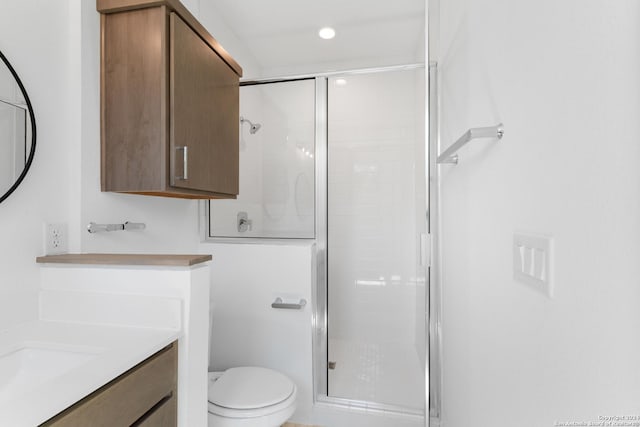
[98,0,243,199]
[41,341,178,427]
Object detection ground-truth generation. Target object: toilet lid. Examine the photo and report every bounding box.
[209,367,295,410]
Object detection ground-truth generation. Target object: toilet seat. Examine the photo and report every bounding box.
[208,367,297,419]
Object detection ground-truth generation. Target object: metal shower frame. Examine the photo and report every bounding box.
[203,62,438,424]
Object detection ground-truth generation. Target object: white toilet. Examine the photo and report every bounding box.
[207,366,297,427]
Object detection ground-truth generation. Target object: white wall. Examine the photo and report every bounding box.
[435,0,640,425]
[198,1,262,80]
[0,0,82,330]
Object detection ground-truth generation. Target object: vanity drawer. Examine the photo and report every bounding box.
[41,341,178,427]
[132,394,177,427]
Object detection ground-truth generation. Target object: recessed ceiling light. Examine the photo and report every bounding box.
[318,27,336,40]
[335,78,348,86]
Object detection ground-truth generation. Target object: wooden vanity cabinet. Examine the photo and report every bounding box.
[98,0,242,199]
[41,341,178,427]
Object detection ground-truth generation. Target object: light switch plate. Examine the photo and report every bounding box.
[513,232,553,298]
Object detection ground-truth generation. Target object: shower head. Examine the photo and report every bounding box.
[240,116,262,134]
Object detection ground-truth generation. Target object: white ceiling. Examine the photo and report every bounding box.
[208,0,426,76]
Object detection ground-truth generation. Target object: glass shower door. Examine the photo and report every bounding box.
[326,68,426,411]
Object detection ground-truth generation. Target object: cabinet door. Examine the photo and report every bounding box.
[101,6,168,193]
[170,13,239,196]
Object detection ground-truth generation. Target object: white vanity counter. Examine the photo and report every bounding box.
[0,320,179,426]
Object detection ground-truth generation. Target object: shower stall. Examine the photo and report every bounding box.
[209,66,429,419]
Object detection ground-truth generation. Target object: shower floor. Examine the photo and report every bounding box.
[328,338,424,410]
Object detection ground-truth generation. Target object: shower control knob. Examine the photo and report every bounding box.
[237,211,253,232]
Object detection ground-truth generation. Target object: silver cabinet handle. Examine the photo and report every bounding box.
[176,146,188,180]
[271,297,307,310]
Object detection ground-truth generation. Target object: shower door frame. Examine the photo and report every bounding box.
[310,64,429,418]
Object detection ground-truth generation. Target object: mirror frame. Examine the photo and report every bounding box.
[0,50,36,204]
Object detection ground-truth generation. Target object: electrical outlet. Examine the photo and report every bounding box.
[44,223,68,255]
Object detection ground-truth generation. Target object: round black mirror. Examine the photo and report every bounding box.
[0,50,36,204]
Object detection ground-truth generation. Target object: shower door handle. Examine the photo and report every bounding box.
[420,233,431,267]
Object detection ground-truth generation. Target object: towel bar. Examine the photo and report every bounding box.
[87,221,146,233]
[437,123,504,164]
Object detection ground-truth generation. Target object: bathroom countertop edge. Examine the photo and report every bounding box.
[36,253,212,266]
